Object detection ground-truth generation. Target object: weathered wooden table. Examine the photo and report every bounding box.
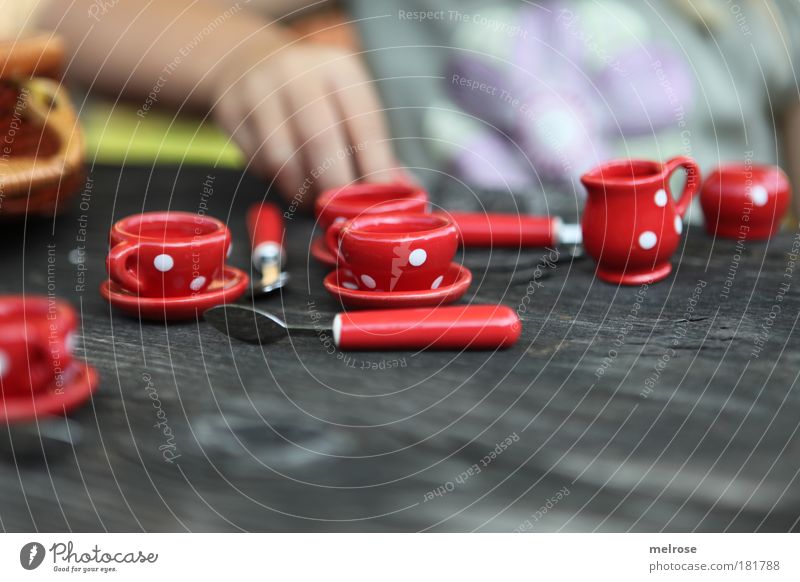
[1,165,798,532]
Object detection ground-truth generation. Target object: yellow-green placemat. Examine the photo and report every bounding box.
[83,101,244,167]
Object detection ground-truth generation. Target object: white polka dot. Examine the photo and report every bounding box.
[65,332,77,353]
[674,216,683,235]
[190,276,207,291]
[343,282,358,290]
[409,248,427,267]
[334,217,346,224]
[332,314,342,347]
[751,185,769,206]
[153,254,174,272]
[0,349,8,378]
[360,274,376,289]
[638,231,657,250]
[431,275,444,289]
[654,189,668,207]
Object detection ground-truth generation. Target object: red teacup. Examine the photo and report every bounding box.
[700,163,790,240]
[0,296,76,397]
[315,182,429,231]
[581,156,701,285]
[107,211,231,297]
[326,213,459,292]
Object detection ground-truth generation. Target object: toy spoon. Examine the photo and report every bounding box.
[204,304,521,350]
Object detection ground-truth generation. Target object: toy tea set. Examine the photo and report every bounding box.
[99,154,790,324]
[2,155,790,434]
[99,193,524,351]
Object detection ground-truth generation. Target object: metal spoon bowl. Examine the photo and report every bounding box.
[204,304,317,344]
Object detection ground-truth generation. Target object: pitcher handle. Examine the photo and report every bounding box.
[665,156,701,218]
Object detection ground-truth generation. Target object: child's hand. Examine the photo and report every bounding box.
[42,1,400,207]
[213,42,398,206]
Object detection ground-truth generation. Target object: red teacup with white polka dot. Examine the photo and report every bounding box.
[580,156,700,286]
[107,211,232,297]
[326,213,459,293]
[700,164,790,241]
[0,296,77,397]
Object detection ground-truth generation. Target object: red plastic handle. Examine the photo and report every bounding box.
[333,305,521,351]
[246,202,285,267]
[433,211,557,247]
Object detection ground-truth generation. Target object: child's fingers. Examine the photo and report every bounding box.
[250,97,304,202]
[284,79,356,192]
[339,101,398,183]
[214,96,262,173]
[332,64,398,182]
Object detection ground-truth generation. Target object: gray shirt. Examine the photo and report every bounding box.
[350,0,800,214]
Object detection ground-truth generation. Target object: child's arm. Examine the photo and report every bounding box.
[40,0,397,204]
[785,102,800,217]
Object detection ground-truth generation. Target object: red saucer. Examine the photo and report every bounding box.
[1,361,99,424]
[324,262,472,309]
[310,236,337,267]
[100,265,249,320]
